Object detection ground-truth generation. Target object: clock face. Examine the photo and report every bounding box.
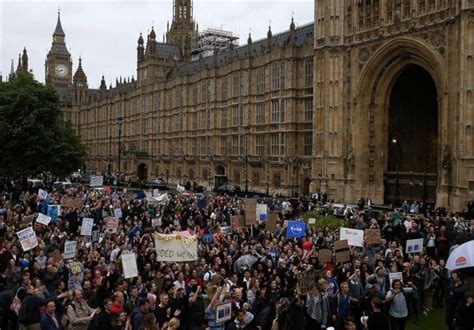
[55,64,68,78]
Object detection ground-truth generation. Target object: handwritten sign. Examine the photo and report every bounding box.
[36,213,51,226]
[38,189,48,200]
[80,218,94,236]
[61,197,83,209]
[245,199,257,226]
[90,176,104,187]
[256,203,268,221]
[17,227,38,251]
[104,217,119,234]
[308,218,316,225]
[340,227,364,247]
[334,239,350,263]
[220,226,232,235]
[266,211,278,231]
[319,249,332,263]
[297,268,318,294]
[389,272,403,287]
[154,234,198,262]
[365,229,381,246]
[121,253,138,279]
[113,208,123,219]
[64,241,77,259]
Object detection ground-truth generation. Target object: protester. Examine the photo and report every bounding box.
[0,181,473,330]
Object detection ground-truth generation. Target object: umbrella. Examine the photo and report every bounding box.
[446,240,474,271]
[234,254,258,274]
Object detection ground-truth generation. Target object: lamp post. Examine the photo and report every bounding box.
[117,116,123,182]
[245,129,248,194]
[108,135,112,174]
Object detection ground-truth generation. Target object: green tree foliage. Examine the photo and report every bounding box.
[0,73,85,179]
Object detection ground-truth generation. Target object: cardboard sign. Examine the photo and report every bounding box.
[104,217,119,233]
[17,227,38,251]
[113,208,123,219]
[389,272,403,287]
[297,268,318,294]
[334,239,350,263]
[245,199,257,226]
[81,218,94,236]
[61,197,83,209]
[215,302,233,324]
[47,205,61,221]
[286,221,306,238]
[231,215,244,231]
[121,253,138,279]
[266,211,278,231]
[64,241,77,259]
[256,203,268,221]
[90,176,104,187]
[340,227,364,247]
[154,234,198,262]
[38,189,48,200]
[36,213,52,226]
[406,238,424,253]
[153,189,160,197]
[220,226,232,235]
[308,218,316,225]
[319,249,332,263]
[365,229,381,246]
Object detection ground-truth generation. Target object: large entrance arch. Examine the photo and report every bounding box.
[384,65,438,205]
[137,163,148,181]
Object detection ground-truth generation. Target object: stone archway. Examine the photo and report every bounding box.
[353,37,448,206]
[214,165,227,188]
[137,163,148,181]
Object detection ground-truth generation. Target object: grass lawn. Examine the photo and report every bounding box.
[406,308,446,330]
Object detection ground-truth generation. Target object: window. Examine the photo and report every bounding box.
[305,98,313,122]
[253,172,260,185]
[233,72,241,97]
[256,135,265,156]
[256,103,265,125]
[274,174,281,188]
[203,169,209,181]
[271,133,285,156]
[272,61,286,90]
[174,89,180,108]
[232,135,239,155]
[200,137,206,155]
[257,69,265,94]
[207,80,212,103]
[191,139,197,155]
[192,112,197,130]
[232,105,241,126]
[142,118,147,134]
[201,81,207,103]
[156,94,161,112]
[142,96,147,113]
[201,111,207,129]
[221,108,227,128]
[221,78,228,101]
[175,115,180,131]
[220,136,227,155]
[304,59,313,88]
[234,171,241,184]
[304,132,313,156]
[271,99,285,123]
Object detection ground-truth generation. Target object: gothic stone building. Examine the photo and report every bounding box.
[45,0,474,210]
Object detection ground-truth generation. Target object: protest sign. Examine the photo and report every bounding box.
[64,241,77,259]
[81,218,94,236]
[36,213,51,226]
[340,227,364,247]
[104,217,119,234]
[215,302,232,324]
[406,238,424,253]
[154,234,198,262]
[113,208,123,219]
[38,189,48,199]
[334,239,350,263]
[308,218,316,225]
[266,211,278,231]
[177,184,185,192]
[365,229,381,246]
[61,197,83,209]
[70,261,82,274]
[47,205,61,221]
[220,226,232,235]
[256,203,268,221]
[286,221,306,239]
[201,234,214,245]
[121,253,139,279]
[319,249,332,263]
[389,272,403,287]
[153,189,160,197]
[244,199,257,226]
[91,230,100,243]
[145,191,152,199]
[17,227,38,251]
[152,218,162,227]
[231,215,244,231]
[297,268,318,294]
[90,175,104,187]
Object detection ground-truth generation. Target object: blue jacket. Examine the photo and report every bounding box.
[40,313,62,330]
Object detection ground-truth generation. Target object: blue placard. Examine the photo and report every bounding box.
[286,221,306,238]
[197,199,208,209]
[259,213,267,221]
[133,191,146,200]
[48,205,60,221]
[201,234,214,245]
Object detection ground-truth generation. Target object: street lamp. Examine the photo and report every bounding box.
[245,129,248,194]
[108,134,112,174]
[117,116,123,182]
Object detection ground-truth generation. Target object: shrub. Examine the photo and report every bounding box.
[303,212,345,231]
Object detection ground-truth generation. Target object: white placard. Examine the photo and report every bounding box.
[17,227,38,251]
[220,226,232,235]
[153,189,160,197]
[406,238,424,254]
[36,213,52,226]
[308,218,316,225]
[215,302,233,324]
[64,240,77,259]
[389,272,403,287]
[81,218,94,236]
[121,253,138,279]
[113,208,123,219]
[89,176,104,187]
[154,234,198,262]
[177,184,185,192]
[256,203,268,221]
[340,227,365,247]
[38,189,48,200]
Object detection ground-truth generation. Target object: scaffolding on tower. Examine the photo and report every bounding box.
[191,27,239,60]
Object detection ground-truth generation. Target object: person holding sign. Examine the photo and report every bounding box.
[67,289,97,330]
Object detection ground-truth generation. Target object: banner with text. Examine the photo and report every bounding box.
[17,227,38,251]
[340,227,364,247]
[121,253,138,279]
[89,176,104,187]
[81,218,94,236]
[154,233,198,262]
[64,240,77,259]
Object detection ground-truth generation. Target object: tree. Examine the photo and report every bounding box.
[0,73,85,181]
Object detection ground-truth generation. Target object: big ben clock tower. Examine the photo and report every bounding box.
[45,10,72,86]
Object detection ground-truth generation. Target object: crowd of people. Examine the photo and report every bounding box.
[0,181,473,330]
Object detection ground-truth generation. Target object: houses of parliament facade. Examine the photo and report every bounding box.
[38,0,473,210]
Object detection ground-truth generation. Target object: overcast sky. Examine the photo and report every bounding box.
[1,0,314,88]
